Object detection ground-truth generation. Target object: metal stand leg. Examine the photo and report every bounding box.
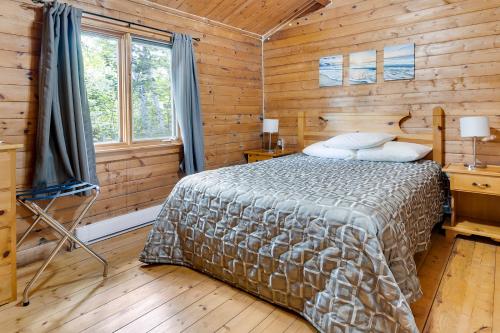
[16,196,58,248]
[18,188,108,306]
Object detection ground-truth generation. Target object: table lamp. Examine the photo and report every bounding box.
[263,119,279,152]
[460,116,490,170]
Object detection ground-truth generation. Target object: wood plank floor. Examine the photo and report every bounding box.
[1,227,498,333]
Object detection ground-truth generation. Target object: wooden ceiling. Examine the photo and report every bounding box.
[148,0,330,35]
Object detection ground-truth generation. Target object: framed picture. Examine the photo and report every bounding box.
[319,55,343,87]
[349,50,377,84]
[384,43,415,81]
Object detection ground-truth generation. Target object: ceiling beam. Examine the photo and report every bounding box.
[263,0,329,40]
[313,0,331,6]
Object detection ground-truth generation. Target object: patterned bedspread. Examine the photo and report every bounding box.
[140,154,445,332]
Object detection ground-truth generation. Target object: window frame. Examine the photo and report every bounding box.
[81,17,180,153]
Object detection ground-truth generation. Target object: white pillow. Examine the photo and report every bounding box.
[324,132,396,150]
[357,141,432,162]
[303,141,356,160]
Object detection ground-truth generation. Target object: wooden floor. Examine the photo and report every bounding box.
[1,227,499,333]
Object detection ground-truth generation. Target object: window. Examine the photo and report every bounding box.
[131,38,174,141]
[81,32,121,143]
[81,22,176,149]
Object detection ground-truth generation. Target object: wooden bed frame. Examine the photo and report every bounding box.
[297,107,445,165]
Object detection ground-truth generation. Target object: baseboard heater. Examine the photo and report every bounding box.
[75,204,162,245]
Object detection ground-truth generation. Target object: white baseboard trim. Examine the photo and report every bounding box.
[75,204,162,244]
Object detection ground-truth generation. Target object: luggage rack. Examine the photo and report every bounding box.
[16,180,108,306]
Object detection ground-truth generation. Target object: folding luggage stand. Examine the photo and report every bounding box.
[16,181,108,306]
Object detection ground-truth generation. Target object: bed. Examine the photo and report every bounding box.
[140,108,446,332]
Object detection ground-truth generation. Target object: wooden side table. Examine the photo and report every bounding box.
[0,143,22,305]
[442,163,500,242]
[244,149,296,163]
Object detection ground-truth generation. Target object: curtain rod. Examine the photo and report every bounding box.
[31,0,201,42]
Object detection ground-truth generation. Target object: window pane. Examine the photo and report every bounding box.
[81,32,120,143]
[131,38,174,141]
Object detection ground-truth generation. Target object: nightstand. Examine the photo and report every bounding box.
[244,149,296,163]
[0,143,21,305]
[442,163,500,242]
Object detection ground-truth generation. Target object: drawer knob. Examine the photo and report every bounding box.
[472,182,490,189]
[0,210,4,216]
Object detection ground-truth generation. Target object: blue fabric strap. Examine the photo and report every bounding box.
[17,181,98,201]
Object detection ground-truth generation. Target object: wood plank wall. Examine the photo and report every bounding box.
[264,0,500,165]
[0,0,262,258]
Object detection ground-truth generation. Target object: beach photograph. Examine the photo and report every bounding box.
[319,55,343,87]
[349,50,377,84]
[384,43,415,81]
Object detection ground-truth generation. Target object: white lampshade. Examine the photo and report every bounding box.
[460,116,490,138]
[263,119,279,133]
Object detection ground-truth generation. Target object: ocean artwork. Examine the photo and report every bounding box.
[349,50,377,85]
[384,43,415,81]
[319,55,343,87]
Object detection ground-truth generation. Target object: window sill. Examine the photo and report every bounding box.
[95,140,183,155]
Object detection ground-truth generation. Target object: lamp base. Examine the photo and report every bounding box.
[464,162,487,171]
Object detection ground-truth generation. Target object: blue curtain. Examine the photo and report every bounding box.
[171,33,205,175]
[33,1,98,188]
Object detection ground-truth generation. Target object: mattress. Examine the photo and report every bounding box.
[140,154,445,332]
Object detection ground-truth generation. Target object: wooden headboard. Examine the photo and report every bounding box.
[298,106,445,165]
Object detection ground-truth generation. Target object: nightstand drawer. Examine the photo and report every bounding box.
[0,153,12,190]
[248,155,272,163]
[450,173,500,196]
[0,227,14,304]
[0,190,13,229]
[244,149,296,164]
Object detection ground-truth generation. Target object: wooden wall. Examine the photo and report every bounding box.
[5,0,500,259]
[1,0,262,259]
[264,0,500,165]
